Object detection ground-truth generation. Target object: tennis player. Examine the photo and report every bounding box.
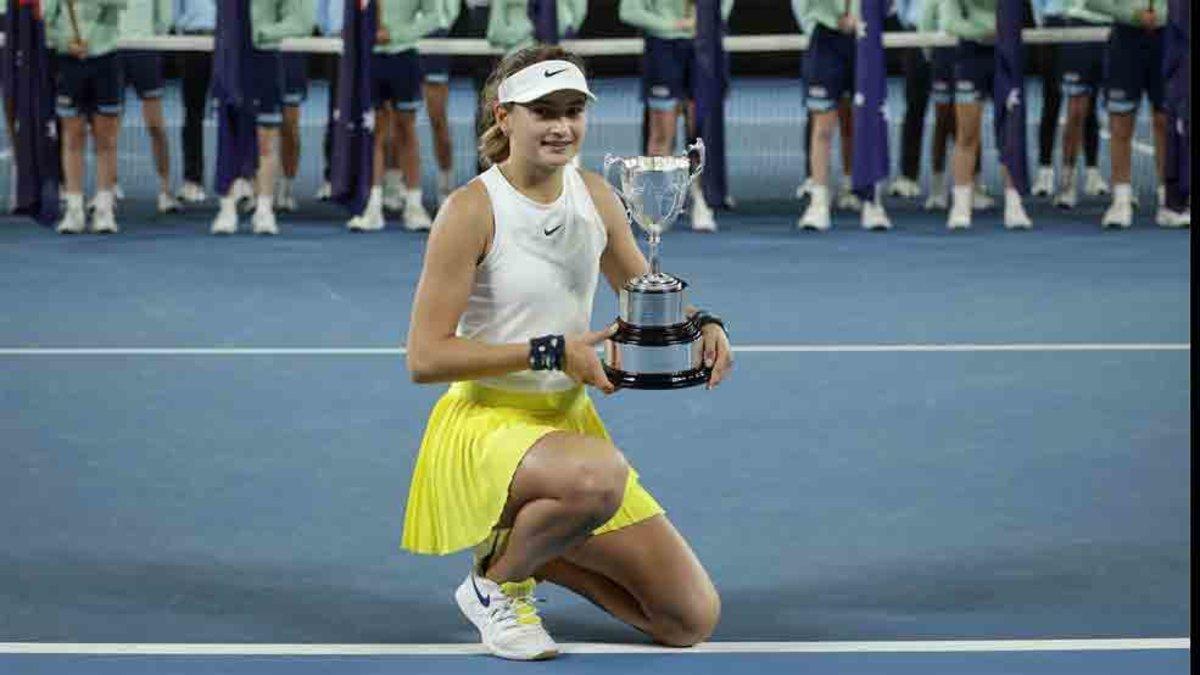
[401,45,731,660]
[940,0,1031,230]
[46,0,128,234]
[1048,0,1109,208]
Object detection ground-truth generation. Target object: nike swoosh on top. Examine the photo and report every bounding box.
[544,224,564,236]
[470,574,491,607]
[544,68,568,78]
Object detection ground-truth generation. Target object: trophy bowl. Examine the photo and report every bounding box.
[601,140,710,390]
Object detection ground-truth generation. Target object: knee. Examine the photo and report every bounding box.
[650,587,721,648]
[564,449,629,525]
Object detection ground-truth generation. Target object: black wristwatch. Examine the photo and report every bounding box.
[692,310,727,337]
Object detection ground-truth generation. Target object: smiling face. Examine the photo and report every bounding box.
[495,90,589,169]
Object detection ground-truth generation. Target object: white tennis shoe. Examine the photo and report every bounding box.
[455,573,559,661]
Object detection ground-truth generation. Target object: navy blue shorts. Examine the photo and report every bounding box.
[248,49,283,126]
[803,25,854,112]
[953,40,994,104]
[421,28,451,84]
[372,49,422,111]
[930,47,956,104]
[1060,18,1106,97]
[281,53,308,106]
[120,50,164,99]
[642,36,694,110]
[55,52,123,117]
[1105,24,1164,114]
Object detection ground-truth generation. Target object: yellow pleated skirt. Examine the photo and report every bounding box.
[401,381,665,555]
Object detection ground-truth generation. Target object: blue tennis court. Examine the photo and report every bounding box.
[0,8,1192,662]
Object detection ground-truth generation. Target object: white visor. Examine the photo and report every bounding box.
[497,60,596,104]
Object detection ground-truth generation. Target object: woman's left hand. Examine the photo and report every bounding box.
[700,324,733,390]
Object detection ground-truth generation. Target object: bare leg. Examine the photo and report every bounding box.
[836,98,854,180]
[141,98,172,195]
[61,116,88,195]
[952,102,983,188]
[809,110,837,188]
[91,113,120,192]
[395,110,420,190]
[646,108,677,157]
[482,432,629,584]
[255,126,279,198]
[1108,111,1134,185]
[931,102,955,173]
[1151,110,1167,183]
[423,82,453,171]
[1061,95,1091,174]
[280,104,301,180]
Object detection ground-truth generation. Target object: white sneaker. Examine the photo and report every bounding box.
[947,207,971,230]
[347,208,385,232]
[403,199,433,231]
[690,195,717,232]
[836,184,861,212]
[252,208,279,235]
[795,178,815,200]
[315,180,333,202]
[798,201,831,231]
[1083,168,1110,196]
[232,179,255,214]
[91,208,119,234]
[177,181,207,204]
[455,573,558,661]
[55,207,86,234]
[1053,188,1077,210]
[1031,167,1055,197]
[1003,198,1033,230]
[211,208,238,235]
[157,193,182,214]
[1101,200,1133,229]
[861,201,892,230]
[971,185,994,210]
[1157,208,1190,229]
[383,177,405,212]
[886,176,921,199]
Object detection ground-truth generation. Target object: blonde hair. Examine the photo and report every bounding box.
[477,45,588,167]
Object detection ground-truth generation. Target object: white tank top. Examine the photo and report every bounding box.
[457,163,609,392]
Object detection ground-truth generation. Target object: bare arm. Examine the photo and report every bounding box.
[405,182,530,384]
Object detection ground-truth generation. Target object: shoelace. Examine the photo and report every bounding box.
[488,590,547,628]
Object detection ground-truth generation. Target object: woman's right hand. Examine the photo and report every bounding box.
[564,324,619,394]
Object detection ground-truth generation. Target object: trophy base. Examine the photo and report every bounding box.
[603,364,711,390]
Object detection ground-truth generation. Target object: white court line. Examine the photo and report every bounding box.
[0,638,1188,656]
[0,343,1188,356]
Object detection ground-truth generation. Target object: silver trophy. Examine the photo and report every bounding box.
[601,140,709,389]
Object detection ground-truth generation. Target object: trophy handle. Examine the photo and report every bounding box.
[602,154,625,190]
[685,139,706,184]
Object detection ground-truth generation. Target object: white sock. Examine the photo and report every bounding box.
[1005,187,1022,210]
[219,195,237,213]
[65,193,84,212]
[1114,183,1132,204]
[809,184,829,207]
[386,170,404,190]
[93,190,114,213]
[840,175,853,194]
[406,188,423,208]
[255,195,273,215]
[1157,185,1165,207]
[437,169,453,190]
[952,185,972,211]
[367,186,383,214]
